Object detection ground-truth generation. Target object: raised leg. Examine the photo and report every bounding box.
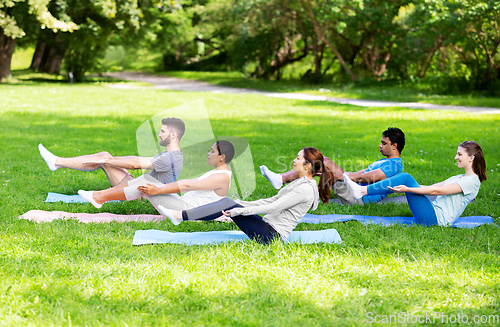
[281,156,344,184]
[181,198,280,244]
[323,156,345,183]
[366,173,438,226]
[51,148,132,187]
[182,198,241,221]
[261,156,344,189]
[79,175,161,207]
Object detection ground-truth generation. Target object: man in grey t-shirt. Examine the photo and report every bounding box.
[39,117,185,187]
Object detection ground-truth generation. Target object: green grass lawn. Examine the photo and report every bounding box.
[1,75,499,326]
[163,71,500,109]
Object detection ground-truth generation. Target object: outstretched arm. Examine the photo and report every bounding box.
[84,156,154,170]
[138,173,230,195]
[346,168,386,184]
[229,183,312,217]
[388,182,462,196]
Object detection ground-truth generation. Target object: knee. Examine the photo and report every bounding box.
[96,151,113,159]
[399,172,414,180]
[219,197,237,207]
[323,157,337,170]
[396,172,418,185]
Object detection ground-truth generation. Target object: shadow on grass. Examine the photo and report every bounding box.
[9,69,123,85]
[1,219,498,326]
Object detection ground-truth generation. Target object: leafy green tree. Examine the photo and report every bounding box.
[63,0,144,80]
[455,0,500,91]
[391,0,499,92]
[0,0,76,80]
[300,0,358,81]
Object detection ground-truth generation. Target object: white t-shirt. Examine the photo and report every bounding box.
[432,174,481,226]
[180,170,232,208]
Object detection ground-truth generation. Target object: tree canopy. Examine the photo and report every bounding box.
[2,0,499,93]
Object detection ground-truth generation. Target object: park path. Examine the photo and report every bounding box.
[106,72,500,114]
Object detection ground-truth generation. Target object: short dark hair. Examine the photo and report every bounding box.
[216,140,235,164]
[162,117,185,140]
[383,127,405,153]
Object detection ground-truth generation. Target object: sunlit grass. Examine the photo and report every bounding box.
[0,80,499,326]
[10,47,35,71]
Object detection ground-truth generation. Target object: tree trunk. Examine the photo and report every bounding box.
[30,40,47,71]
[300,0,356,82]
[39,32,68,74]
[256,41,309,79]
[0,27,17,80]
[312,36,322,77]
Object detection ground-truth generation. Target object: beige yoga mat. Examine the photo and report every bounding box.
[19,210,164,223]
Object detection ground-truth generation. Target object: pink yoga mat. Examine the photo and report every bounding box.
[19,210,164,223]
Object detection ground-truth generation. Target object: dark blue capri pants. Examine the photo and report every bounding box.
[182,198,281,244]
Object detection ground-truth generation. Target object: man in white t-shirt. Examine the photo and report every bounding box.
[38,117,185,187]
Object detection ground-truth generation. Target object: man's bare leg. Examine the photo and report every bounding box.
[39,144,133,187]
[323,157,345,183]
[56,153,132,186]
[101,165,134,187]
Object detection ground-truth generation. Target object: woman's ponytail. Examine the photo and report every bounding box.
[460,141,487,182]
[302,147,332,203]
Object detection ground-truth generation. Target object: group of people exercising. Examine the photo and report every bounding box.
[38,117,487,244]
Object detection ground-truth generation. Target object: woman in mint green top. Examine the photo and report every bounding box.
[344,141,487,226]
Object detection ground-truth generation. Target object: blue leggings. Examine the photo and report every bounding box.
[367,173,438,226]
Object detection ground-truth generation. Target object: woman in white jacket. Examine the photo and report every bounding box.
[159,147,333,244]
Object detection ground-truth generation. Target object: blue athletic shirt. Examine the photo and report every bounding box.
[361,158,403,204]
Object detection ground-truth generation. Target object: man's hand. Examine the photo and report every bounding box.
[137,183,161,195]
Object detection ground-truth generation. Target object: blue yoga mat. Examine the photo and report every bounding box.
[44,193,494,229]
[133,228,342,245]
[44,192,119,203]
[45,192,86,203]
[300,213,496,229]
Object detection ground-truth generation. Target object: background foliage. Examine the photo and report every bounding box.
[2,0,500,93]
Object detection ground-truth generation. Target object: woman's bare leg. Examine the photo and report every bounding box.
[92,188,127,204]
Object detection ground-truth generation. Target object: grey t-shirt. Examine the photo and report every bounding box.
[147,150,183,184]
[432,174,480,226]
